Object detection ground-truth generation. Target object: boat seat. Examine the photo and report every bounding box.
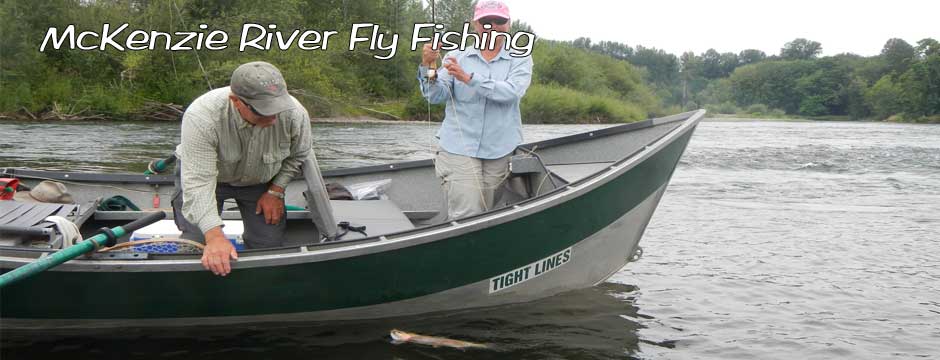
[328,199,415,240]
[0,200,90,248]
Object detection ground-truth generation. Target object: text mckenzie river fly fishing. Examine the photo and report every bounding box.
[38,23,536,59]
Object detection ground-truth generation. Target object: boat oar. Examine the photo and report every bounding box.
[144,154,177,175]
[0,211,166,289]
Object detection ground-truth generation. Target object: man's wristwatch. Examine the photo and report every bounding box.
[267,189,285,199]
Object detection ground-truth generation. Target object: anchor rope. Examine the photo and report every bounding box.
[44,216,81,248]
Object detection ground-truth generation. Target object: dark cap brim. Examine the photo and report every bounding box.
[244,95,296,116]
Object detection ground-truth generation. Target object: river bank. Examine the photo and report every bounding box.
[0,111,630,125]
[0,110,420,124]
[6,111,940,126]
[706,113,940,124]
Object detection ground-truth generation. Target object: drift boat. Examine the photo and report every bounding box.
[0,110,704,329]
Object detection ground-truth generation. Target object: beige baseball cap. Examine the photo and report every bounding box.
[13,180,74,204]
[230,61,296,116]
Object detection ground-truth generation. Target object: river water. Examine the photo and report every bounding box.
[1,119,938,359]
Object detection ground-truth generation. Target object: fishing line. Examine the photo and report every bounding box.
[424,0,489,209]
[428,60,507,210]
[426,0,437,157]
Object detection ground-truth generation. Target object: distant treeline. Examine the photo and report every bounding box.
[1,1,936,124]
[0,0,660,123]
[565,37,940,123]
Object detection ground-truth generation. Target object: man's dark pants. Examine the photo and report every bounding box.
[171,165,286,249]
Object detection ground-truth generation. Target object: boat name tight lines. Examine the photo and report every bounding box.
[489,248,572,293]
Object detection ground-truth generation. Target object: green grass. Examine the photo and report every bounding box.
[521,84,647,124]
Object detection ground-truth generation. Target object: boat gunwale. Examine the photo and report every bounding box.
[0,110,704,271]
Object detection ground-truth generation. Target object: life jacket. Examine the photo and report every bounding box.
[0,178,20,200]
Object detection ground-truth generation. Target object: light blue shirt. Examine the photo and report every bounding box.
[418,48,533,159]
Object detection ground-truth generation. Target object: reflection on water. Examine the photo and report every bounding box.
[2,284,642,360]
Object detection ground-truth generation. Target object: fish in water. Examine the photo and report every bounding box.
[389,329,489,350]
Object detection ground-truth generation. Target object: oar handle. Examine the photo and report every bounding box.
[0,211,167,289]
[0,225,55,237]
[144,154,177,175]
[121,211,167,234]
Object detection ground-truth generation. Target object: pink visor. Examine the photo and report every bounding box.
[473,0,510,21]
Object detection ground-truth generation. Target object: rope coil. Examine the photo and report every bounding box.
[43,216,81,248]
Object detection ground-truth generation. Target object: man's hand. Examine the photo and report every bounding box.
[201,227,237,276]
[422,44,439,67]
[256,185,285,225]
[443,57,472,84]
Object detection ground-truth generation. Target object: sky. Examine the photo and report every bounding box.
[501,0,939,57]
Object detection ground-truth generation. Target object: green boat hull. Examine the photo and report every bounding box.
[1,111,702,328]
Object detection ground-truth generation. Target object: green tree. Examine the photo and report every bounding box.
[718,52,740,77]
[738,49,766,66]
[916,38,940,58]
[571,37,592,50]
[780,38,822,60]
[729,60,815,114]
[880,38,917,77]
[844,76,871,119]
[866,75,904,119]
[678,51,706,108]
[895,54,940,117]
[700,49,723,79]
[627,45,679,86]
[510,19,534,33]
[591,41,633,60]
[434,0,474,32]
[794,59,851,116]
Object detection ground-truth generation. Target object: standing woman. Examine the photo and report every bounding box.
[418,0,533,220]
